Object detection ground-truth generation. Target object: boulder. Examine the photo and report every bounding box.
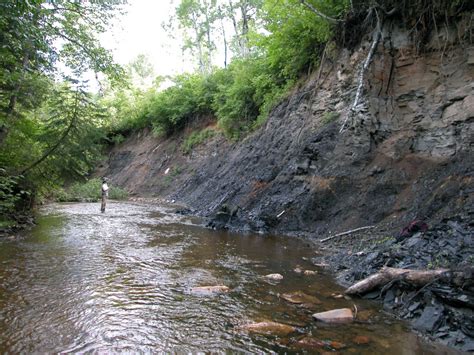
[304,270,317,275]
[294,267,303,274]
[313,308,354,323]
[237,321,296,336]
[413,305,444,333]
[265,273,283,280]
[281,291,322,304]
[191,285,230,294]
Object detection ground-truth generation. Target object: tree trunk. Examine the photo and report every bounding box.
[345,267,450,295]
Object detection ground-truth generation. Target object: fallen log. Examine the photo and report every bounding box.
[345,267,449,295]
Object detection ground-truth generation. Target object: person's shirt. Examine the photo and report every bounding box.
[102,182,109,197]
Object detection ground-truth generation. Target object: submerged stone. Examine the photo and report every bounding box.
[353,335,370,345]
[191,285,230,294]
[281,291,322,304]
[313,308,354,323]
[295,337,325,349]
[238,321,296,336]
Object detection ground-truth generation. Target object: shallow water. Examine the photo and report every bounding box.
[0,202,458,353]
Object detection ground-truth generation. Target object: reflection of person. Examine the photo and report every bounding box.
[101,178,109,213]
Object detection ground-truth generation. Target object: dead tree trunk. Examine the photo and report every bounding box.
[345,267,450,295]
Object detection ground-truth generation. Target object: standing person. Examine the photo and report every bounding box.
[101,178,109,213]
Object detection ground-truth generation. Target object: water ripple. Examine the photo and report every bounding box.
[0,202,455,354]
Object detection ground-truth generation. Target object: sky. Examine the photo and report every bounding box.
[100,0,194,78]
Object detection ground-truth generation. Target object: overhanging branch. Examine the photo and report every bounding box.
[300,0,343,24]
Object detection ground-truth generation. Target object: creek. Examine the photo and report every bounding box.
[0,202,457,353]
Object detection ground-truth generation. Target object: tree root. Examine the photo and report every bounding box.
[340,8,381,133]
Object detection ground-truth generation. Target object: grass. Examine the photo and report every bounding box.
[321,111,340,125]
[181,128,216,154]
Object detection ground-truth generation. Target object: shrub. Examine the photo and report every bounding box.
[57,178,128,202]
[182,128,216,154]
[322,111,340,124]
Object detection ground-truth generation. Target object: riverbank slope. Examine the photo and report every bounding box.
[97,17,473,351]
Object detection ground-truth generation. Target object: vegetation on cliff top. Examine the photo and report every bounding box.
[104,0,347,140]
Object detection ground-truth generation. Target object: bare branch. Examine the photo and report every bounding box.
[300,0,343,24]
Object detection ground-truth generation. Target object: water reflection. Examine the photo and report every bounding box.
[0,202,458,353]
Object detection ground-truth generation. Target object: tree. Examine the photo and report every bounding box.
[0,0,124,147]
[227,0,263,58]
[175,0,219,74]
[0,0,125,224]
[127,54,156,89]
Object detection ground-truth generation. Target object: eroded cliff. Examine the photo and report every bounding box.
[98,22,473,237]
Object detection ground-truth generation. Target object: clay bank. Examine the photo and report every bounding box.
[97,12,474,353]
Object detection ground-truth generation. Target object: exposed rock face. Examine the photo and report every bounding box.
[99,22,473,238]
[98,20,473,351]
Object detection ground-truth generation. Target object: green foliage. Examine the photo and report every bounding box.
[56,178,128,202]
[105,0,352,141]
[0,172,21,224]
[182,128,216,154]
[148,73,215,135]
[0,0,124,221]
[322,111,340,124]
[257,0,348,80]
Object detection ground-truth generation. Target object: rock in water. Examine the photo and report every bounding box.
[281,291,322,304]
[264,273,283,280]
[353,335,370,345]
[313,308,354,323]
[191,285,230,295]
[238,321,296,336]
[304,270,317,275]
[295,337,325,349]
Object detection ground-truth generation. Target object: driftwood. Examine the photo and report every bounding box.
[319,225,375,242]
[345,267,450,295]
